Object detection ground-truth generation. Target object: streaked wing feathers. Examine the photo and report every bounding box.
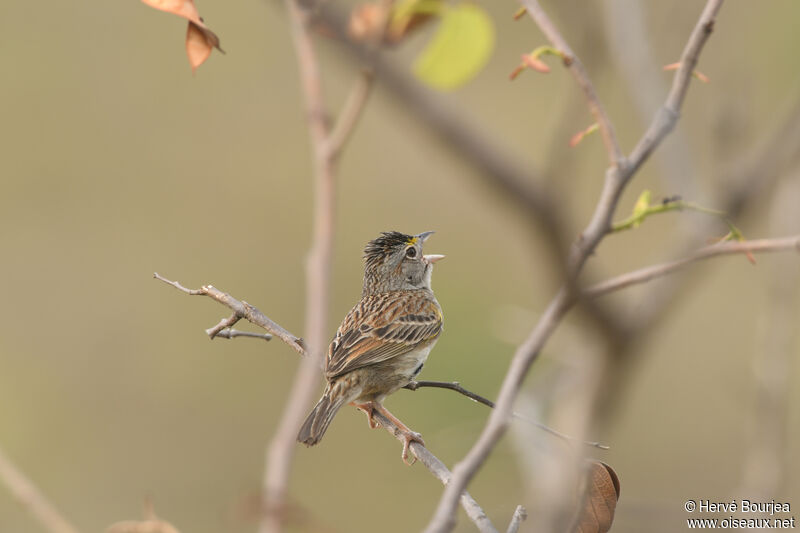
[325,291,442,378]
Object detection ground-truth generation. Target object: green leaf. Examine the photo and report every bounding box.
[630,190,652,227]
[413,4,494,91]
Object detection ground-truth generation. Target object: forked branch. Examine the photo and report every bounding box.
[422,2,725,532]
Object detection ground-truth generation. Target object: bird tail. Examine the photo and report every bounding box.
[297,387,346,446]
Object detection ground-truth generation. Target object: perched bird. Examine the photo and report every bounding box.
[297,231,444,463]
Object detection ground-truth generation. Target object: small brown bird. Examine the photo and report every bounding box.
[297,231,444,463]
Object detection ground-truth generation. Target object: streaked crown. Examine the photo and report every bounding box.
[364,231,419,266]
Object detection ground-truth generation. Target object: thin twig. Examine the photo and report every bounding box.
[206,313,242,338]
[404,381,607,449]
[505,505,528,533]
[154,273,304,353]
[602,0,700,200]
[0,446,81,533]
[421,2,725,532]
[214,329,273,341]
[325,0,393,160]
[326,68,374,159]
[626,0,724,178]
[585,236,800,299]
[520,0,624,167]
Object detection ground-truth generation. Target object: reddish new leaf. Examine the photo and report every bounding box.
[142,0,223,72]
[521,53,551,73]
[573,462,620,533]
[663,62,710,83]
[569,123,599,147]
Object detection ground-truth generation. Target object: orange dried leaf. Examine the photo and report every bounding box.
[574,462,620,533]
[513,6,527,20]
[521,54,550,73]
[142,0,201,23]
[142,0,222,72]
[186,22,215,73]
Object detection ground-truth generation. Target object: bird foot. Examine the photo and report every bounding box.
[400,430,425,465]
[351,402,381,429]
[350,401,425,465]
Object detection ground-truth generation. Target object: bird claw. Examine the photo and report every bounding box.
[353,402,382,429]
[401,431,425,465]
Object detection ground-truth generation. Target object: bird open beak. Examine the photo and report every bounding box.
[416,231,435,243]
[424,254,445,263]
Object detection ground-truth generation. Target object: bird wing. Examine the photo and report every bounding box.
[325,291,443,379]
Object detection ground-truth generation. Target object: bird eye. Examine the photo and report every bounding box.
[405,247,417,258]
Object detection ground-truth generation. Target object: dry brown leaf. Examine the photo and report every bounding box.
[141,0,222,72]
[347,2,436,45]
[573,461,620,533]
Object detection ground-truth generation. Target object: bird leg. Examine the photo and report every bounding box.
[352,401,425,465]
[351,401,381,429]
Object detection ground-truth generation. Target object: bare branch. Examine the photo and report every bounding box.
[205,313,242,338]
[626,0,725,177]
[369,410,501,533]
[520,0,623,166]
[154,273,304,354]
[213,329,273,341]
[405,381,607,449]
[585,236,800,299]
[326,0,393,159]
[422,2,725,531]
[505,506,528,533]
[0,446,81,533]
[602,0,701,200]
[326,69,374,159]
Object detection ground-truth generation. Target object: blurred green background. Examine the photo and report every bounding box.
[1,0,798,532]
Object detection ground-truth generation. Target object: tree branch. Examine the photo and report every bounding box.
[153,272,306,355]
[154,273,304,354]
[370,410,502,533]
[626,0,724,177]
[326,68,374,160]
[404,381,607,449]
[212,329,273,341]
[520,0,623,167]
[0,446,81,533]
[505,505,527,533]
[422,2,725,531]
[584,236,800,299]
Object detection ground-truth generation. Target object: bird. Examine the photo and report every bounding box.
[297,231,444,464]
